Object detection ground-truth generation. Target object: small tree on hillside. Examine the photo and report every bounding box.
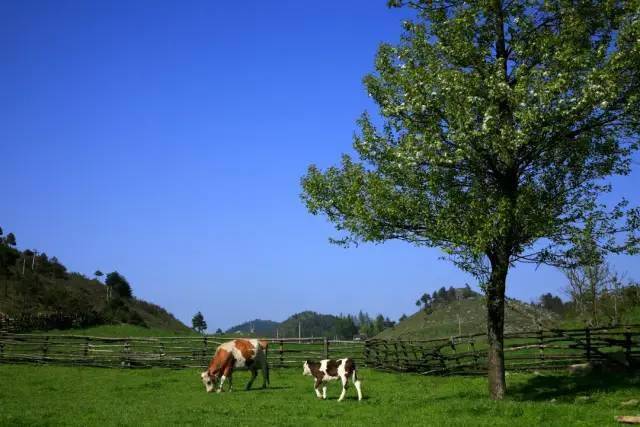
[94,270,104,282]
[192,311,207,334]
[105,271,132,301]
[301,0,640,399]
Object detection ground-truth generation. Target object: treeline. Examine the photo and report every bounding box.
[415,285,478,313]
[280,311,396,340]
[533,262,640,326]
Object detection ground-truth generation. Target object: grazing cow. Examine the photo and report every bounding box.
[201,339,269,393]
[302,358,362,401]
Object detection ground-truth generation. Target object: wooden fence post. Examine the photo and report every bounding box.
[84,337,89,359]
[279,340,284,367]
[323,337,329,360]
[470,339,479,370]
[450,337,460,370]
[585,327,591,361]
[538,328,545,362]
[123,340,130,368]
[203,336,208,365]
[42,335,49,359]
[624,331,632,367]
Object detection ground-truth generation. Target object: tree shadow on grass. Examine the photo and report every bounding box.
[509,371,639,402]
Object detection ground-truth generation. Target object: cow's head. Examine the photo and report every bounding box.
[201,371,217,393]
[302,360,312,376]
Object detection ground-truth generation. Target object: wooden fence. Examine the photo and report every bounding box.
[0,334,364,369]
[363,325,640,374]
[2,326,638,374]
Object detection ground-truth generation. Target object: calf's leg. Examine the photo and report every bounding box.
[314,378,323,399]
[338,375,349,402]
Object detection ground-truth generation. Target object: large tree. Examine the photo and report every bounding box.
[301,0,640,399]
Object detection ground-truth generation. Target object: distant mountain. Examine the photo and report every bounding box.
[225,319,280,336]
[225,311,350,338]
[376,296,559,340]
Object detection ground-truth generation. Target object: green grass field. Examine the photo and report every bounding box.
[1,365,638,426]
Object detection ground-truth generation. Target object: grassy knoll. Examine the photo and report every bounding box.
[1,365,638,426]
[377,297,558,340]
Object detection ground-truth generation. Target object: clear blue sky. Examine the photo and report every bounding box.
[2,1,638,331]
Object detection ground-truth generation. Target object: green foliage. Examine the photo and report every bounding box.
[105,271,133,299]
[536,293,568,317]
[1,365,638,426]
[301,0,640,279]
[191,311,207,334]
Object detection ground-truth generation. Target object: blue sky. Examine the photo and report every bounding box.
[2,1,638,331]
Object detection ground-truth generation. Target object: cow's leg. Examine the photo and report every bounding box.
[261,363,269,388]
[338,375,349,402]
[217,375,227,393]
[314,378,323,399]
[322,383,327,400]
[221,364,234,392]
[246,368,258,390]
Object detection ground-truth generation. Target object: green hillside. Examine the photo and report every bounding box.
[0,229,192,335]
[376,296,559,340]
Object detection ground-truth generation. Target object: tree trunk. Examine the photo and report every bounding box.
[486,252,509,400]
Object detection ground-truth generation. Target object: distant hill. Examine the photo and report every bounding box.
[225,319,280,336]
[0,231,192,335]
[376,296,559,340]
[226,311,349,338]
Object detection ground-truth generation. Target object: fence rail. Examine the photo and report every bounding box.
[363,325,640,374]
[0,334,365,369]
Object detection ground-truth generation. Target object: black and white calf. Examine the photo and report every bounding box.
[302,358,363,401]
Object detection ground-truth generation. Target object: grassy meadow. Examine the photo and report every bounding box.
[1,365,639,426]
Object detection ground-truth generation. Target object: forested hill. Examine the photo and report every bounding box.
[226,311,374,339]
[225,319,280,336]
[0,227,191,334]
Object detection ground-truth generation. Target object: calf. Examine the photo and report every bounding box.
[201,339,269,393]
[302,358,362,401]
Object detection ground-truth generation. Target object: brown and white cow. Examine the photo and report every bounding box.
[302,358,362,401]
[201,339,269,393]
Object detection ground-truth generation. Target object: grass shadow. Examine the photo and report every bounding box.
[509,370,640,402]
